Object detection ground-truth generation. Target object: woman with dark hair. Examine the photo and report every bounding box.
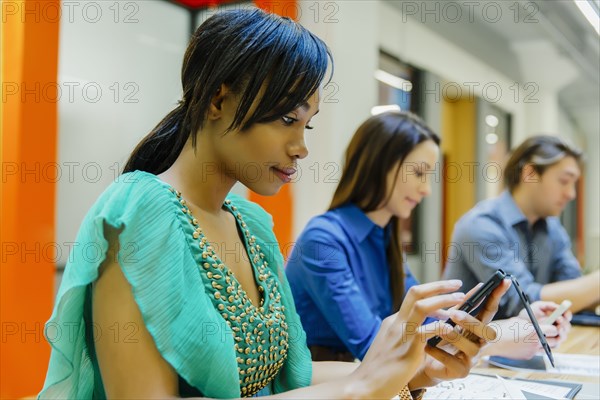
[39,10,506,400]
[286,112,571,369]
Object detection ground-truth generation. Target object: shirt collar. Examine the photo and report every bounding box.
[497,190,528,227]
[336,204,384,243]
[497,190,549,232]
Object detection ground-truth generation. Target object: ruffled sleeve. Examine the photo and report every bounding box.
[39,172,241,399]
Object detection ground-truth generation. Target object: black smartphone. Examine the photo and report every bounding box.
[427,269,506,347]
[509,275,555,367]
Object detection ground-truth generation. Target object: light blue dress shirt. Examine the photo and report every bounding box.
[443,190,582,318]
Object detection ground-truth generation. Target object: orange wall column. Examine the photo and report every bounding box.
[440,96,477,266]
[250,0,297,257]
[1,0,60,397]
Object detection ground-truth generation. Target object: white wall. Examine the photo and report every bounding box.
[583,130,600,270]
[295,1,379,238]
[56,1,188,265]
[378,2,531,143]
[561,109,600,270]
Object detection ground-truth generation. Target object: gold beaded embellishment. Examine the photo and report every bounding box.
[169,189,289,397]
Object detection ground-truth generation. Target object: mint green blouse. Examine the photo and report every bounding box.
[38,171,312,399]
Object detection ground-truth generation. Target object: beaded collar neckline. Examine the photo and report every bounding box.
[167,187,290,396]
[168,187,271,312]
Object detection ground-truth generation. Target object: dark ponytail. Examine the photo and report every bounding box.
[123,102,187,174]
[123,8,331,175]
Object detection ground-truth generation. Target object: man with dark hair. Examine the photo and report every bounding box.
[444,135,599,319]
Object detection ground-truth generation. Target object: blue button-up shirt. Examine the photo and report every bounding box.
[443,190,582,319]
[285,204,420,360]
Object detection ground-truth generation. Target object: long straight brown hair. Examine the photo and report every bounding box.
[330,111,440,312]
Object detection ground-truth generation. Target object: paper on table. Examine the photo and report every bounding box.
[423,374,573,399]
[486,353,600,377]
[510,379,571,399]
[496,374,526,399]
[547,354,600,377]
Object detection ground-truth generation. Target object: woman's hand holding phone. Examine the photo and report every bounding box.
[346,278,511,397]
[410,279,512,389]
[348,280,466,399]
[427,270,509,348]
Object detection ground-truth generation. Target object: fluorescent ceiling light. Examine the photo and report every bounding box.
[371,104,401,115]
[374,69,413,92]
[573,0,600,35]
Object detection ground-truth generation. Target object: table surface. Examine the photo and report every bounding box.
[471,325,600,398]
[554,325,599,356]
